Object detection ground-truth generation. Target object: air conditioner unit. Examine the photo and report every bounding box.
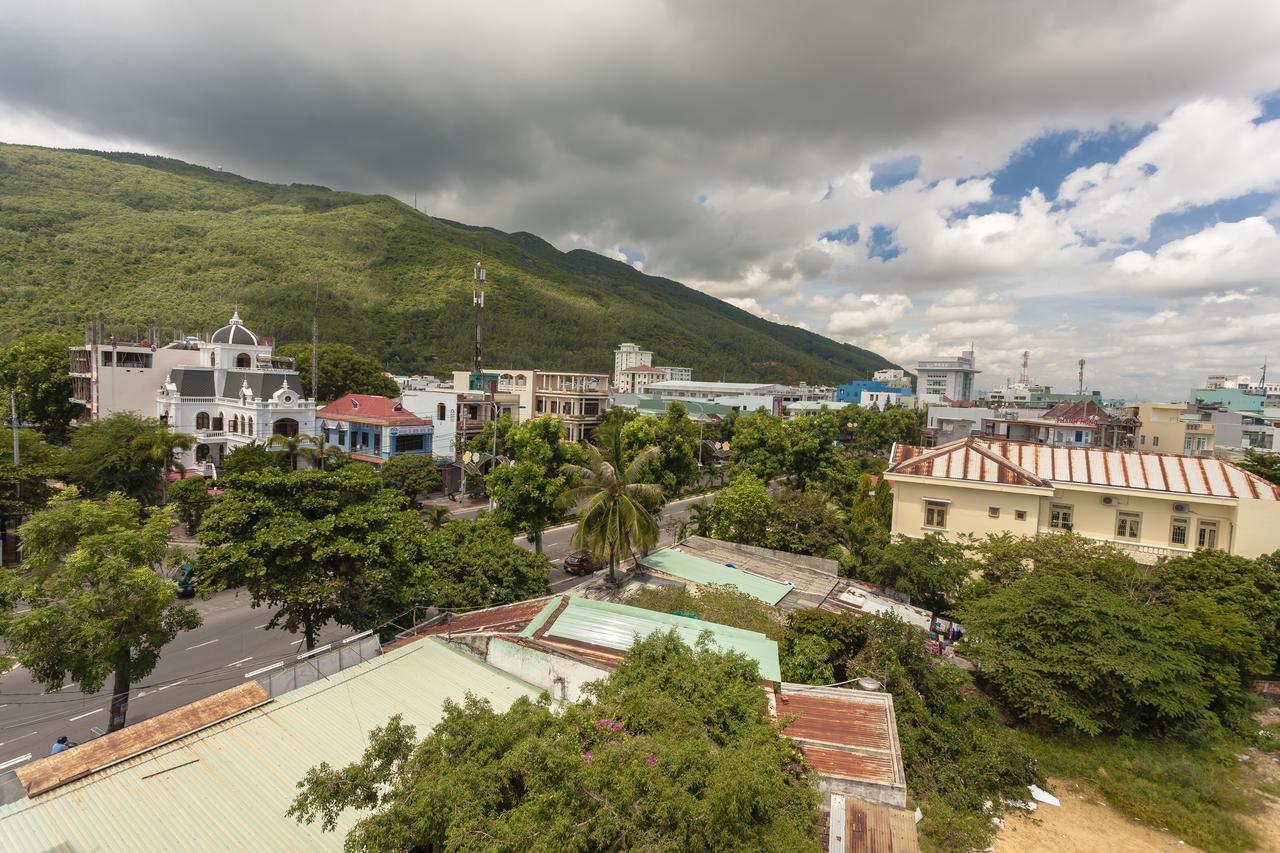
[1101,496,1119,506]
[1172,503,1190,514]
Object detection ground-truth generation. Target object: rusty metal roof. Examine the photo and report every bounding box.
[773,685,906,796]
[16,681,268,798]
[827,794,920,853]
[889,437,1280,500]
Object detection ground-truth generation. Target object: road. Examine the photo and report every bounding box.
[0,492,710,773]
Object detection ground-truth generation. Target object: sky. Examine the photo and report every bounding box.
[2,1,1279,399]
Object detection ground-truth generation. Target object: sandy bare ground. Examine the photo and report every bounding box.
[993,777,1197,853]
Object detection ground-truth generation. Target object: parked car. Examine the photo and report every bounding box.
[563,552,604,576]
[176,562,197,599]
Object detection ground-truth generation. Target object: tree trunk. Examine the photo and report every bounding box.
[303,614,316,651]
[532,529,543,554]
[108,650,132,733]
[606,547,617,587]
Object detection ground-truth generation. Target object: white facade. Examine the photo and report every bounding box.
[619,366,667,394]
[656,365,693,382]
[613,343,653,387]
[859,390,905,410]
[156,313,316,474]
[399,388,463,462]
[915,351,979,405]
[872,368,908,384]
[70,341,203,420]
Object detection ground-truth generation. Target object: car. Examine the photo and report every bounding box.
[563,552,604,576]
[176,562,197,599]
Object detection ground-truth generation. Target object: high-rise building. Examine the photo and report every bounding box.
[915,350,979,405]
[613,343,653,387]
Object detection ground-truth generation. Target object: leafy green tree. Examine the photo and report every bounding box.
[780,411,841,490]
[422,506,451,530]
[957,568,1210,735]
[1238,450,1280,486]
[840,473,893,572]
[0,490,201,731]
[289,632,821,852]
[675,499,712,541]
[0,333,84,439]
[0,429,65,518]
[198,466,423,648]
[64,413,194,505]
[269,431,323,471]
[277,343,399,401]
[857,534,971,614]
[563,429,664,586]
[217,440,286,476]
[726,410,788,483]
[762,488,845,557]
[620,402,701,496]
[707,471,771,545]
[486,416,575,552]
[410,517,551,609]
[379,454,443,506]
[850,405,924,454]
[166,476,214,534]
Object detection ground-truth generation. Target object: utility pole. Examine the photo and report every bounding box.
[472,261,486,377]
[1077,359,1086,396]
[311,284,320,402]
[10,391,19,503]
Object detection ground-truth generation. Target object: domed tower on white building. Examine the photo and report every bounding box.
[157,312,317,474]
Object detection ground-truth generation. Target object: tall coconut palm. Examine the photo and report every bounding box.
[268,433,323,471]
[561,431,664,586]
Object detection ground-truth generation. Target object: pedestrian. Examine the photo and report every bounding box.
[50,736,71,755]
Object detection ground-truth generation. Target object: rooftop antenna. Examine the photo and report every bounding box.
[1019,350,1030,386]
[472,261,486,376]
[1077,358,1086,395]
[1261,356,1268,386]
[310,283,320,402]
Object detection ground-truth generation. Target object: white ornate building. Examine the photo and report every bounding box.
[157,312,316,474]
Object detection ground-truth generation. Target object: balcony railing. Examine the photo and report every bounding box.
[1076,533,1193,563]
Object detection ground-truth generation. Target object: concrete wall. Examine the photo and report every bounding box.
[683,536,840,575]
[483,637,611,703]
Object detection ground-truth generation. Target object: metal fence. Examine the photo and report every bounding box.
[255,634,382,698]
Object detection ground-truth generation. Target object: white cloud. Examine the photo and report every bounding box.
[724,297,811,330]
[1110,217,1280,293]
[826,293,913,336]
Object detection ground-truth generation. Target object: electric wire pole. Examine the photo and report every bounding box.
[473,262,486,377]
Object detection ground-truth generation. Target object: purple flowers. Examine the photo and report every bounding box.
[646,755,658,767]
[583,750,592,763]
[593,718,625,734]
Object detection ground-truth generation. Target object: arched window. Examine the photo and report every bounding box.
[228,417,237,434]
[437,403,446,420]
[212,412,224,431]
[247,417,254,436]
[515,374,527,388]
[209,352,217,367]
[195,411,210,430]
[196,444,211,463]
[235,353,252,368]
[273,418,299,438]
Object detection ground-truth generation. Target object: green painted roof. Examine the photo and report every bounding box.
[524,596,782,682]
[785,400,853,412]
[639,549,794,605]
[634,398,736,418]
[0,640,540,851]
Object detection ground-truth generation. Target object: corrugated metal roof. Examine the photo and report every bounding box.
[0,639,540,852]
[639,549,795,605]
[522,596,783,682]
[890,438,1280,500]
[677,538,840,611]
[827,794,920,853]
[774,685,906,795]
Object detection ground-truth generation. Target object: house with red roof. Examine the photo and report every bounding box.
[316,394,433,466]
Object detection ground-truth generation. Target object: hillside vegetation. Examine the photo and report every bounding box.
[0,144,895,382]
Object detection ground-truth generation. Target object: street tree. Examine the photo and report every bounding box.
[410,517,551,610]
[562,429,663,585]
[0,429,65,519]
[268,432,323,471]
[289,632,821,852]
[0,490,201,731]
[379,454,443,506]
[486,416,575,552]
[0,333,84,440]
[763,488,845,557]
[217,440,286,476]
[620,402,701,495]
[198,466,423,648]
[857,534,971,614]
[166,476,215,534]
[64,413,194,505]
[707,472,771,545]
[277,342,400,401]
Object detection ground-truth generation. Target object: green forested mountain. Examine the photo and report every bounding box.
[0,144,895,382]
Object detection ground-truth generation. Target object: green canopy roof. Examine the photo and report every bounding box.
[639,549,794,605]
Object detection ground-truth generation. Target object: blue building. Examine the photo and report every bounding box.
[834,380,914,405]
[316,394,434,466]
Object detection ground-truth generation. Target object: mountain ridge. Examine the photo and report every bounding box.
[0,143,897,383]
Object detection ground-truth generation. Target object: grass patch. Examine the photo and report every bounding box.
[1019,731,1258,852]
[626,584,785,641]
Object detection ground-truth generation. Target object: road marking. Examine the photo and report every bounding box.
[227,657,253,667]
[0,754,31,770]
[69,708,102,722]
[157,679,188,691]
[53,682,76,692]
[289,638,304,646]
[185,639,219,651]
[135,690,149,699]
[254,623,270,630]
[0,732,38,747]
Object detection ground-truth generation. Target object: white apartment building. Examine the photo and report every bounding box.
[618,365,668,394]
[916,351,979,405]
[656,365,693,383]
[70,339,204,420]
[156,313,316,474]
[613,343,653,387]
[872,368,909,384]
[452,369,610,442]
[860,390,906,410]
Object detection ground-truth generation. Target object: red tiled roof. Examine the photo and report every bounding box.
[316,394,431,426]
[889,437,1280,500]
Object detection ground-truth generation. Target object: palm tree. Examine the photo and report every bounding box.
[562,431,664,586]
[423,506,451,530]
[674,500,712,542]
[268,433,323,471]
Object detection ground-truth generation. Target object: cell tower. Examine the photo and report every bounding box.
[472,261,486,376]
[1078,359,1086,395]
[1018,350,1030,385]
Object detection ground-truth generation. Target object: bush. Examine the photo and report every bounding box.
[378,454,442,506]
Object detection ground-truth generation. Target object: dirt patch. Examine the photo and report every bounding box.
[1238,737,1280,853]
[994,778,1197,853]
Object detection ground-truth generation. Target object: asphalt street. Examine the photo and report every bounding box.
[0,492,710,774]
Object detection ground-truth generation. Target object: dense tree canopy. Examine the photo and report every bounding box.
[166,475,215,534]
[64,413,193,505]
[378,453,443,506]
[198,466,423,648]
[0,490,201,731]
[484,416,576,552]
[277,342,400,402]
[760,488,845,558]
[707,472,771,545]
[410,517,551,610]
[0,333,83,439]
[619,402,701,495]
[1237,449,1280,486]
[0,428,64,518]
[289,632,821,852]
[217,440,287,476]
